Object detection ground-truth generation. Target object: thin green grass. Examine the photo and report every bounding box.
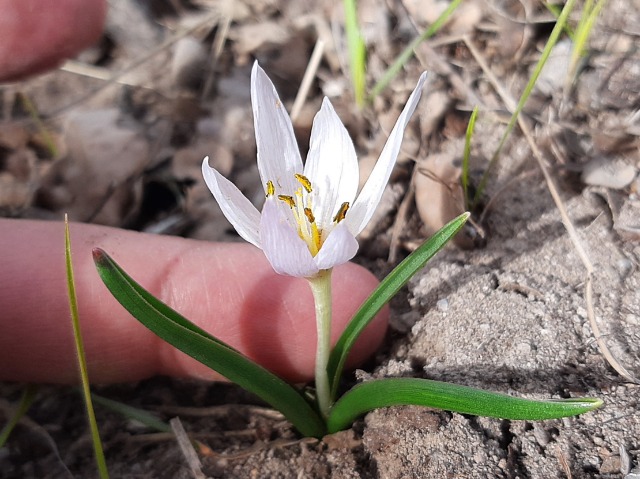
[473,0,578,208]
[344,0,366,107]
[342,0,461,106]
[90,393,171,433]
[0,385,38,447]
[368,0,463,101]
[568,0,608,86]
[18,93,58,158]
[65,215,110,479]
[461,106,479,209]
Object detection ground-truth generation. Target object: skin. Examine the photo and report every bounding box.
[0,1,389,385]
[0,220,387,384]
[0,0,108,82]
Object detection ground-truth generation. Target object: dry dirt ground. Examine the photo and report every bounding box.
[1,0,640,477]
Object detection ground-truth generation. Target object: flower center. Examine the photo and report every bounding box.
[266,175,349,257]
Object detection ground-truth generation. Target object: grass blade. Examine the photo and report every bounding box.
[473,0,577,208]
[327,377,603,433]
[327,213,469,398]
[462,106,479,209]
[368,0,462,101]
[90,393,171,433]
[65,217,109,479]
[93,248,326,438]
[344,0,366,107]
[0,385,38,447]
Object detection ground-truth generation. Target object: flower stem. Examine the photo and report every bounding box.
[308,269,333,419]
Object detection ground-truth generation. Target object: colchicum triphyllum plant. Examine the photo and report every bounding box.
[94,63,601,438]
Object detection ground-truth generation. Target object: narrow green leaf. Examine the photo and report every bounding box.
[90,393,171,433]
[568,0,607,84]
[93,249,326,438]
[462,106,479,209]
[0,385,37,447]
[327,212,470,398]
[368,0,462,101]
[327,377,603,433]
[66,218,109,479]
[473,0,577,208]
[344,0,366,107]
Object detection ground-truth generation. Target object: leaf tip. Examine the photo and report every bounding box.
[92,248,107,264]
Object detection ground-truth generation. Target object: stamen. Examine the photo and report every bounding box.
[278,195,295,208]
[266,180,275,197]
[304,207,315,224]
[294,174,313,193]
[333,202,350,223]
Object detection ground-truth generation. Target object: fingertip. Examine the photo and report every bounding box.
[332,262,389,368]
[0,0,107,82]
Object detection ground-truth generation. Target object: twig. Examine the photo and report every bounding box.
[201,13,232,100]
[49,10,220,118]
[388,167,417,263]
[291,39,325,123]
[466,37,639,383]
[170,417,206,479]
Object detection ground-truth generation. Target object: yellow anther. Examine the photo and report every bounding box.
[278,195,296,208]
[266,180,275,197]
[304,207,315,224]
[294,174,313,193]
[333,202,350,223]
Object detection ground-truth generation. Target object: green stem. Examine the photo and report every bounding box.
[308,269,333,419]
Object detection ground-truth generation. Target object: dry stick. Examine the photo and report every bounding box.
[49,10,220,118]
[0,400,74,478]
[464,37,639,383]
[201,13,232,100]
[170,417,206,479]
[290,39,325,123]
[388,167,417,263]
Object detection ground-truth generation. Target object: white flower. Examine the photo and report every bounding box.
[202,62,427,278]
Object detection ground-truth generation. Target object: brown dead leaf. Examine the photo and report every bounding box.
[414,152,474,249]
[37,109,149,225]
[0,149,38,213]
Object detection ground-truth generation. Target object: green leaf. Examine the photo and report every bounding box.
[67,218,109,479]
[462,106,479,210]
[473,0,578,208]
[93,249,326,438]
[0,385,37,448]
[368,0,462,101]
[90,392,171,434]
[344,0,366,107]
[327,212,470,398]
[327,377,603,433]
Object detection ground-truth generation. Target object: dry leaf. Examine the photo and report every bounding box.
[38,109,149,225]
[414,152,474,249]
[581,157,637,190]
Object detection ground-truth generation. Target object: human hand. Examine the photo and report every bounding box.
[0,219,387,384]
[0,0,107,82]
[0,1,387,385]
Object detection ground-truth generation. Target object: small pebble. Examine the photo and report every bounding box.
[436,298,449,312]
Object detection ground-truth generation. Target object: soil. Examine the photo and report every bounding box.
[2,0,640,477]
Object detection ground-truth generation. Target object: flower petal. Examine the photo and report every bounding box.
[345,72,428,235]
[303,98,359,229]
[251,62,303,195]
[314,222,359,271]
[202,158,261,248]
[260,196,319,278]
